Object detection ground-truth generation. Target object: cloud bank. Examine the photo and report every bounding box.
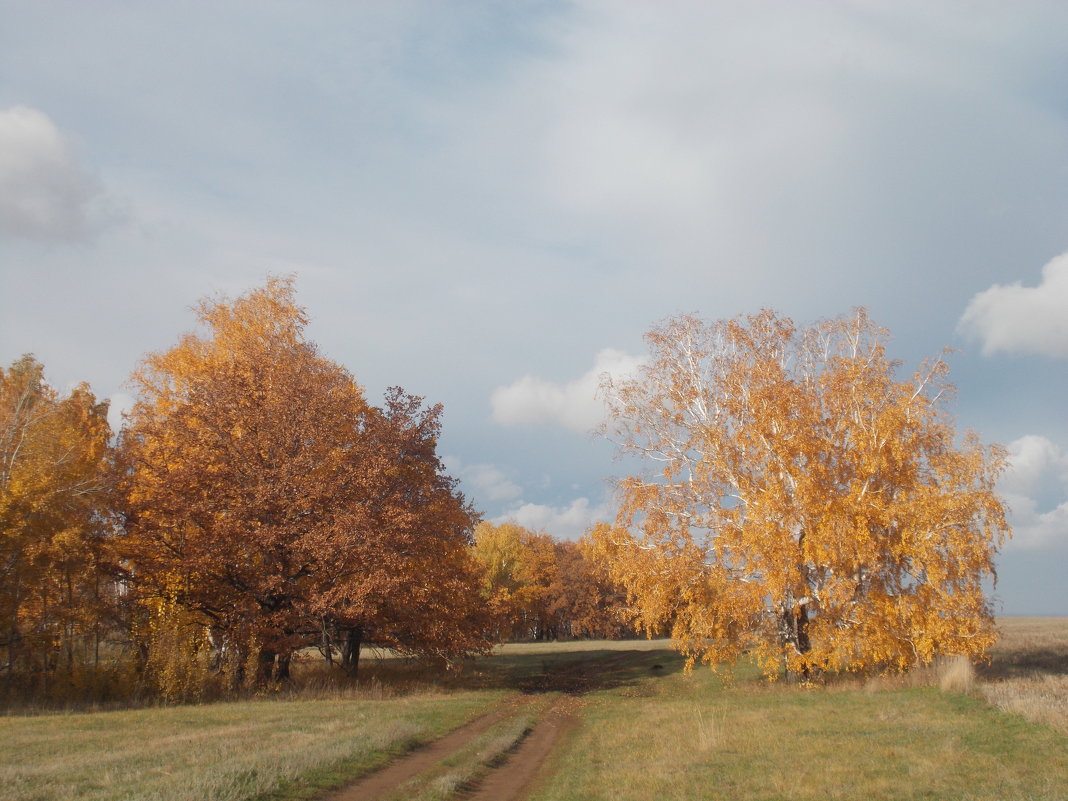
[0,106,103,241]
[999,435,1068,550]
[959,253,1068,358]
[493,496,610,541]
[441,456,522,504]
[491,348,645,432]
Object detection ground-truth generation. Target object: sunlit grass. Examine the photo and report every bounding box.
[5,626,1068,801]
[530,641,1068,801]
[978,617,1068,735]
[0,691,503,801]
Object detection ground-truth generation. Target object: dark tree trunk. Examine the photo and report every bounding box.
[256,647,276,684]
[795,604,811,655]
[341,625,363,678]
[793,604,812,681]
[275,651,291,681]
[228,640,248,691]
[779,602,814,680]
[321,618,333,667]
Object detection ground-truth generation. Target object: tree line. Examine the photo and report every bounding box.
[2,278,1010,701]
[0,278,631,703]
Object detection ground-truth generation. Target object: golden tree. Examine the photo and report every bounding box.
[117,277,490,685]
[0,356,113,689]
[471,522,559,641]
[593,309,1009,678]
[549,539,635,640]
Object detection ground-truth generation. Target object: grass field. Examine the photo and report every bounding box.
[2,619,1066,801]
[530,649,1068,800]
[979,617,1068,736]
[0,690,505,801]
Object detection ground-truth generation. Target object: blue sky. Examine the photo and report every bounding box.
[1,1,1066,614]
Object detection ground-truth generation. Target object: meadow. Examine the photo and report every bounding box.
[1,619,1066,801]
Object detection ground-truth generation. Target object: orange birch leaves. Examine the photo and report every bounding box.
[595,309,1010,677]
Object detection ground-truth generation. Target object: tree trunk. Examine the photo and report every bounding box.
[341,625,363,678]
[795,604,811,655]
[794,604,812,680]
[321,618,333,667]
[275,651,291,681]
[256,646,276,684]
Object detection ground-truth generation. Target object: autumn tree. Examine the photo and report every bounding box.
[0,356,113,690]
[471,523,633,641]
[310,388,493,677]
[472,522,558,641]
[592,309,1009,678]
[549,540,636,640]
[116,277,491,687]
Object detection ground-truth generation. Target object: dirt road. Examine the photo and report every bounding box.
[323,650,647,801]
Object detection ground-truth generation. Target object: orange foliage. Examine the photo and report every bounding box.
[117,278,491,683]
[550,539,636,640]
[593,309,1010,678]
[472,521,634,641]
[0,356,114,688]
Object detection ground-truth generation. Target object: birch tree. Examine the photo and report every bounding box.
[592,309,1009,678]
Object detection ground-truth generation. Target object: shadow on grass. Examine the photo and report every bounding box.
[354,645,686,697]
[979,646,1068,681]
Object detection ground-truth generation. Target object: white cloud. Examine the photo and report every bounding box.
[0,106,103,241]
[441,456,522,504]
[491,348,645,432]
[959,253,1068,358]
[493,495,610,540]
[999,435,1068,550]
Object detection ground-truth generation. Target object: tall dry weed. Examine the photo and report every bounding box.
[692,704,720,752]
[937,655,976,694]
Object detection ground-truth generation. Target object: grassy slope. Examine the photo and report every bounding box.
[531,646,1068,801]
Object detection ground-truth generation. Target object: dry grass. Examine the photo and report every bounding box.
[938,654,977,694]
[382,703,545,801]
[530,648,1068,801]
[978,617,1068,735]
[0,688,504,801]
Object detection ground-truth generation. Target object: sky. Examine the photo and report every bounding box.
[1,1,1066,615]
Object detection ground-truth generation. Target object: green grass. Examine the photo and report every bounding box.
[0,690,504,801]
[529,650,1068,801]
[5,633,1068,801]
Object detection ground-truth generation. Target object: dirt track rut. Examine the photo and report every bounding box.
[321,697,532,801]
[324,651,640,801]
[457,695,581,801]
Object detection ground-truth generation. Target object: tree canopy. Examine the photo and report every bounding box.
[117,277,491,686]
[591,309,1010,678]
[0,356,113,686]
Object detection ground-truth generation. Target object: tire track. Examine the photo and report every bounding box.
[320,696,532,801]
[322,650,646,801]
[457,695,582,801]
